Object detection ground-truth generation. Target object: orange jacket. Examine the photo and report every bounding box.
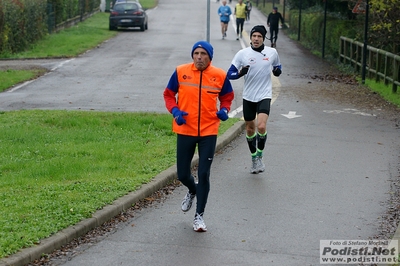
[163,62,234,137]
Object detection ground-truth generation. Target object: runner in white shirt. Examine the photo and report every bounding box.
[227,25,282,174]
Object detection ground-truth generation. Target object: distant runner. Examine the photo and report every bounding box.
[267,7,284,47]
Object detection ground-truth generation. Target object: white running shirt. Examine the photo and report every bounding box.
[230,46,281,102]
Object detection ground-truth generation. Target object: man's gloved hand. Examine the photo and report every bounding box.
[238,65,250,77]
[216,108,229,121]
[171,107,188,126]
[272,66,282,77]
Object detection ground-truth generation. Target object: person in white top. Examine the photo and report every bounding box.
[227,25,282,174]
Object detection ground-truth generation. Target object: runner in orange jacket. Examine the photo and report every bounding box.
[163,41,234,232]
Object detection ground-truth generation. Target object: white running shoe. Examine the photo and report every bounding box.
[181,191,195,212]
[257,156,265,173]
[193,213,207,232]
[250,157,258,174]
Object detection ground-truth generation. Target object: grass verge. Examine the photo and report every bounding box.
[364,79,400,108]
[0,110,239,258]
[2,12,117,59]
[0,69,47,92]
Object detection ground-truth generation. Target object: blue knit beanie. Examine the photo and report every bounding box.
[191,41,213,61]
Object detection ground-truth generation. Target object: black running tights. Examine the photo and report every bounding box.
[176,134,217,215]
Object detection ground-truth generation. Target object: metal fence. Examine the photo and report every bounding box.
[46,0,99,34]
[339,36,399,93]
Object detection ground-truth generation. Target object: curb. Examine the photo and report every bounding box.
[0,120,245,266]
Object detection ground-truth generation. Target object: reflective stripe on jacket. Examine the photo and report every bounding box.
[164,63,234,137]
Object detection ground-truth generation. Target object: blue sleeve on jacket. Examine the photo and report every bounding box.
[220,77,234,96]
[227,64,240,80]
[166,70,179,93]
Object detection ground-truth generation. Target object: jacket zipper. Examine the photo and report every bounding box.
[198,71,203,136]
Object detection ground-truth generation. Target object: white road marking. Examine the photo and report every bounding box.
[7,59,74,93]
[281,111,302,119]
[323,108,376,117]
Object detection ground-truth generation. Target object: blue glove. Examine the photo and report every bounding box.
[216,108,229,121]
[171,107,188,126]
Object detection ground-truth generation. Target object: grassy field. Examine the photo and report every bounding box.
[0,69,47,92]
[0,110,238,257]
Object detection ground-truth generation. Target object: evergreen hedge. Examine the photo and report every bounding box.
[0,0,47,54]
[0,0,100,55]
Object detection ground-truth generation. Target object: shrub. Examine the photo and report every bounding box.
[0,0,47,55]
[0,0,100,55]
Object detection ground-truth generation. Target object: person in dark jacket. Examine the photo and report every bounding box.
[267,7,284,47]
[245,0,252,21]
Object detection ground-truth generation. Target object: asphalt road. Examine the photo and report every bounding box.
[1,0,399,265]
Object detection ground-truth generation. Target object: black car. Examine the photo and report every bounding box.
[109,2,148,31]
[110,0,138,9]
